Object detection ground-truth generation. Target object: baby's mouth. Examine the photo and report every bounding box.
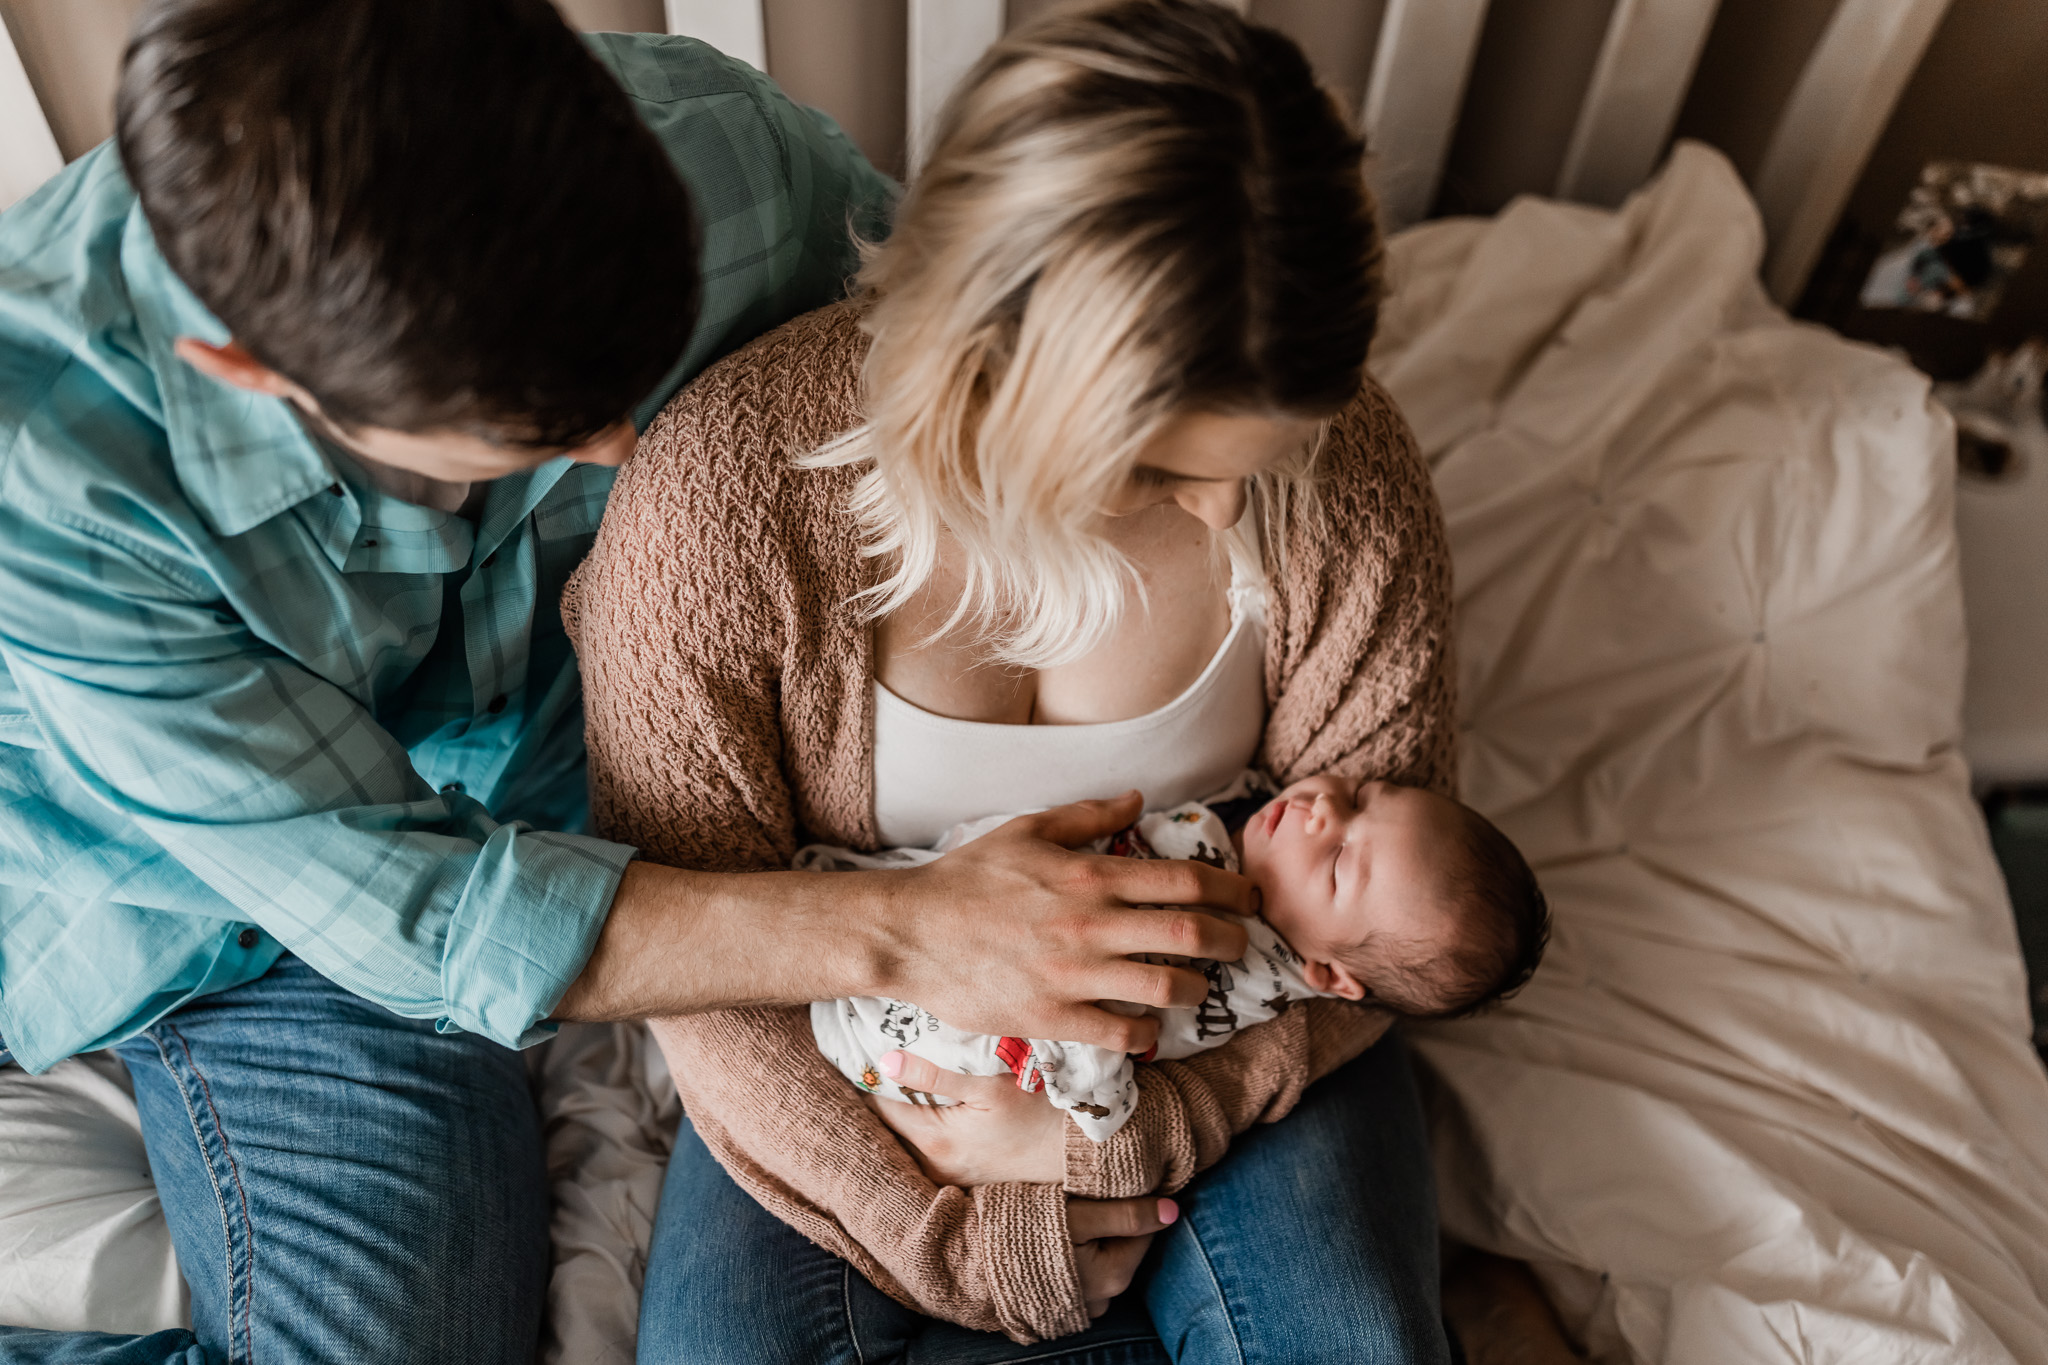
[1261,800,1288,838]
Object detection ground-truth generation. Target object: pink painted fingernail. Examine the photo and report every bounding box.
[1157,1199,1179,1225]
[879,1051,904,1079]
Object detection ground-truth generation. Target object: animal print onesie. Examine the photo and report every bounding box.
[805,774,1337,1141]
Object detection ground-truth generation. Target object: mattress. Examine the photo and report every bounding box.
[4,141,2044,1364]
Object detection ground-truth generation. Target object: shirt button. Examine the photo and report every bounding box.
[362,538,379,548]
[328,483,343,497]
[486,694,507,714]
[237,927,260,949]
[481,553,497,569]
[441,781,465,795]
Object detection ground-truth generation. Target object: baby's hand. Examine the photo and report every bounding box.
[865,1051,1064,1186]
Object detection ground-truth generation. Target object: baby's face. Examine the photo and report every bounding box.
[1237,774,1466,1001]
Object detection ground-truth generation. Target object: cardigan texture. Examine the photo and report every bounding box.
[563,301,1457,1341]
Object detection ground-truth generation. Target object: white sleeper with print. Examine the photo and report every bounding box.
[804,777,1340,1141]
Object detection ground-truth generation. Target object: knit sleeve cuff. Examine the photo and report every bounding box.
[1063,1068,1204,1200]
[972,1181,1089,1343]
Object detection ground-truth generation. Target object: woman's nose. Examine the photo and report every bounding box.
[1177,479,1248,530]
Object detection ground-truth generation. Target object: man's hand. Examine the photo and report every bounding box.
[870,793,1254,1053]
[555,791,1253,1038]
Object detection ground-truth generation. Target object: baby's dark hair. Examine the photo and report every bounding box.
[1346,800,1548,1020]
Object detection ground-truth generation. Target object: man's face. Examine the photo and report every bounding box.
[309,410,636,483]
[173,335,635,483]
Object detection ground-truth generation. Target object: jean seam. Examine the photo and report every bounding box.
[164,1023,260,1365]
[143,1030,242,1364]
[843,1260,868,1365]
[1183,1220,1247,1365]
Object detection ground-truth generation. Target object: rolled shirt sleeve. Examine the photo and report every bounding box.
[0,497,633,1058]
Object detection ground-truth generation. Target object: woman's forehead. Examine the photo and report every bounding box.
[1136,411,1320,481]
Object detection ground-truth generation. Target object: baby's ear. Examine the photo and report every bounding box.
[1303,958,1369,1001]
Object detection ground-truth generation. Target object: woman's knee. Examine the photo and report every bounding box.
[638,1121,880,1364]
[1143,1033,1451,1364]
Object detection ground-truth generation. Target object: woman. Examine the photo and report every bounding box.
[566,1,1458,1358]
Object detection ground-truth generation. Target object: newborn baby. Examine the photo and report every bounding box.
[806,772,1548,1140]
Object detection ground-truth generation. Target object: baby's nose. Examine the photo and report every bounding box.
[1302,792,1333,830]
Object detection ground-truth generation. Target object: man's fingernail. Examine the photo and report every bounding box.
[880,1051,904,1078]
[1158,1199,1179,1225]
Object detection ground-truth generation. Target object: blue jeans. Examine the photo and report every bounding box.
[0,956,550,1365]
[638,1032,1452,1364]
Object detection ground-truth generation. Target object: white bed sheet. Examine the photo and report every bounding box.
[4,140,2044,1364]
[1378,142,2048,1363]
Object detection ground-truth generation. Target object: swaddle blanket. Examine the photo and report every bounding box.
[804,776,1335,1140]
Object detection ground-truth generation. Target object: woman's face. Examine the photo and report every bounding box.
[1104,411,1320,529]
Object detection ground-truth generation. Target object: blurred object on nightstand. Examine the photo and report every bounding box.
[1945,341,2048,785]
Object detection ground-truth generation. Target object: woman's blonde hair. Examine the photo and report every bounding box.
[806,0,1381,667]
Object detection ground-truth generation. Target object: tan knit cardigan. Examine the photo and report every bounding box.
[562,302,1456,1343]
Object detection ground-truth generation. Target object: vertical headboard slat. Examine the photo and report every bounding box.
[1753,0,1954,304]
[906,0,1004,174]
[663,0,767,72]
[0,17,63,211]
[1556,0,1722,209]
[1360,0,1492,232]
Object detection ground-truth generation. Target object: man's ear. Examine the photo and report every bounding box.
[173,338,303,401]
[1301,957,1369,1002]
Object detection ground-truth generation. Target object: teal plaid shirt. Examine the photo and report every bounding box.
[0,34,893,1073]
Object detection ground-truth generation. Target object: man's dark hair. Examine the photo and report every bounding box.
[1355,802,1550,1021]
[117,0,701,447]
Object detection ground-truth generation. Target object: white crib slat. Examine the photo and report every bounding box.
[1555,0,1721,208]
[663,0,766,71]
[906,0,1004,174]
[0,18,62,211]
[1360,0,1492,232]
[1753,0,1954,304]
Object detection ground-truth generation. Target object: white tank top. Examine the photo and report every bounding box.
[871,573,1267,849]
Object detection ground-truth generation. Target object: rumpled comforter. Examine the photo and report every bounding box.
[1382,142,2048,1363]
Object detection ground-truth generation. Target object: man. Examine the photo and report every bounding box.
[0,3,1251,1360]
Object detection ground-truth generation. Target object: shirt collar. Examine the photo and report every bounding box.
[120,209,341,538]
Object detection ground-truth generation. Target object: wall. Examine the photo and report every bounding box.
[766,0,907,180]
[2,0,143,159]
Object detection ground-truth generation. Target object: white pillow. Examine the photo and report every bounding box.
[0,1052,186,1333]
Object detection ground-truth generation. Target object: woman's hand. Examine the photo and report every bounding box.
[869,1015,1380,1322]
[864,1050,1066,1185]
[1069,1195,1178,1318]
[870,1050,1176,1319]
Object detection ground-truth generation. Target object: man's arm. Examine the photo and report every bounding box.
[0,491,631,1051]
[554,796,1255,1052]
